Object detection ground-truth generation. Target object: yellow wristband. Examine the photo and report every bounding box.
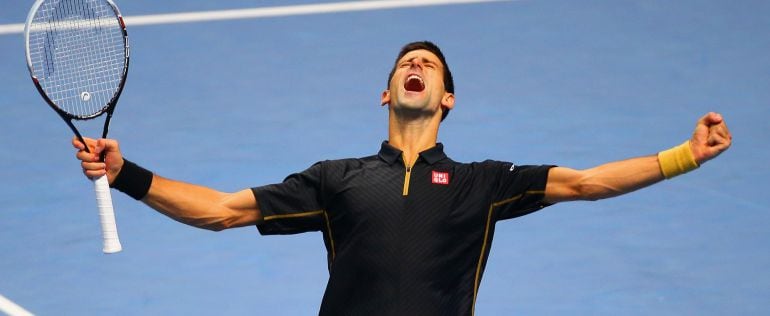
[658,140,699,179]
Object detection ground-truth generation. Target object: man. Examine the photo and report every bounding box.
[75,41,732,315]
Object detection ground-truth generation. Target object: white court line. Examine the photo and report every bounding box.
[0,294,34,316]
[0,0,513,35]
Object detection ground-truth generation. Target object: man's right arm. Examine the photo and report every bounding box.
[74,137,261,231]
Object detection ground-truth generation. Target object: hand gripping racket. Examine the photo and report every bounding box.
[25,0,130,253]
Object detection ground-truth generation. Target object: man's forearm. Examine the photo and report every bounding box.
[577,155,665,201]
[138,174,260,231]
[142,175,228,230]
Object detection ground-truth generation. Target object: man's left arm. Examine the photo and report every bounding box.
[544,112,732,203]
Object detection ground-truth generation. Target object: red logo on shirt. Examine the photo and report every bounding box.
[432,171,450,185]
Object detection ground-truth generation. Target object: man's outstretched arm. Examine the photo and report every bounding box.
[544,112,732,203]
[74,138,261,231]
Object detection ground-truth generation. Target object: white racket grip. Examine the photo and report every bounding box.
[93,175,122,253]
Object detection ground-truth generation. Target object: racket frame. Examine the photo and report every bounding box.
[24,0,130,149]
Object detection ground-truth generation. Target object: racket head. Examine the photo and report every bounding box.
[24,0,129,120]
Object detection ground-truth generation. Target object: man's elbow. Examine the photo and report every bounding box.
[576,181,622,201]
[189,207,239,232]
[189,217,230,232]
[199,221,230,232]
[197,205,258,232]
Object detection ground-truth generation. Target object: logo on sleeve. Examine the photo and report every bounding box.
[431,171,450,185]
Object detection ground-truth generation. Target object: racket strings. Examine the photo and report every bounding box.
[27,0,126,118]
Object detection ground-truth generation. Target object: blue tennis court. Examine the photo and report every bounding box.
[1,0,768,314]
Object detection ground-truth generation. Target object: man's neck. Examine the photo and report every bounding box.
[388,114,441,167]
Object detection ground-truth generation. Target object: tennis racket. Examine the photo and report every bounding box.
[24,0,130,254]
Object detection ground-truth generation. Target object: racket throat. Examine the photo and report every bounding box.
[64,117,91,154]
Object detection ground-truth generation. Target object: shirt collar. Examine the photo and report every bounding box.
[378,141,447,165]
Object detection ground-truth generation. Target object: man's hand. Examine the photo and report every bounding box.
[690,112,732,165]
[73,137,124,184]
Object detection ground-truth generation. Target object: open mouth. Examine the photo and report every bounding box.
[404,74,425,92]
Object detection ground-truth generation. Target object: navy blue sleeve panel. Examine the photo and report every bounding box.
[486,161,556,221]
[251,162,326,235]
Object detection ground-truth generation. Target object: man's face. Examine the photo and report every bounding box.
[382,49,454,117]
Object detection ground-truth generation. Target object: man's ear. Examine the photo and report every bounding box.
[441,92,455,110]
[381,90,391,106]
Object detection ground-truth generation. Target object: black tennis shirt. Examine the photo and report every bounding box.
[252,142,554,316]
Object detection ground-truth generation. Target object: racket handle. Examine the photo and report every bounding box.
[93,175,122,254]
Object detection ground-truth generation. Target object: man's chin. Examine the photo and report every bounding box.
[395,101,429,111]
[392,102,438,119]
[397,94,430,109]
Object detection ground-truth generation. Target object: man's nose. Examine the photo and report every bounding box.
[409,58,423,69]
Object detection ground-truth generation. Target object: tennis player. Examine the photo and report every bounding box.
[74,41,731,315]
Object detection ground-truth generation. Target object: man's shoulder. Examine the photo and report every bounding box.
[322,153,380,163]
[314,154,382,169]
[442,158,510,169]
[447,159,555,179]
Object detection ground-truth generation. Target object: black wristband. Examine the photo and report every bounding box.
[110,158,153,200]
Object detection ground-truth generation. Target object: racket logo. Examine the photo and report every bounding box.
[80,91,92,102]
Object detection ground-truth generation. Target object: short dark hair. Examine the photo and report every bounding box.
[387,41,454,121]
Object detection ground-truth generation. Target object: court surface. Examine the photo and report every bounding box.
[1,0,769,315]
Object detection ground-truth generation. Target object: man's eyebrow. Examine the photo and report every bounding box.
[400,56,440,65]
